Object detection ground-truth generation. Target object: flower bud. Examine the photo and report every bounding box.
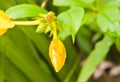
[36,24,47,33]
[0,10,14,29]
[49,38,66,72]
[0,10,14,36]
[0,29,8,36]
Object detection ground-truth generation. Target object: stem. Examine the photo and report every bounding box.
[13,20,40,26]
[52,21,57,39]
[41,0,48,8]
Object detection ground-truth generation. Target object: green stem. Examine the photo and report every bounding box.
[13,20,40,26]
[41,0,48,8]
[52,21,57,39]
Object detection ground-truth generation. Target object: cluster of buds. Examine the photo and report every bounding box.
[0,10,66,72]
[36,12,66,72]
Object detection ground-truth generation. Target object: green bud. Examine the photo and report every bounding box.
[36,24,46,33]
[45,26,51,33]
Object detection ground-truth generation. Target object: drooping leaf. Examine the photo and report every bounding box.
[97,6,120,36]
[5,4,47,19]
[77,35,114,82]
[57,7,84,42]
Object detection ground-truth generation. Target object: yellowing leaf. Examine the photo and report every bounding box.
[0,29,8,36]
[0,10,14,29]
[49,38,66,72]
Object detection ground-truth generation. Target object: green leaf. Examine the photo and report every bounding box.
[0,37,5,82]
[57,7,84,42]
[97,6,120,36]
[5,4,47,19]
[100,6,120,21]
[115,37,120,52]
[0,37,28,82]
[53,0,94,8]
[81,12,96,25]
[100,0,120,7]
[0,28,57,82]
[81,0,95,4]
[0,55,4,82]
[0,0,16,10]
[0,56,4,82]
[5,59,30,82]
[20,27,50,62]
[77,35,114,82]
[76,27,92,53]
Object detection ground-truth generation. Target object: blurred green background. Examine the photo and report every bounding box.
[0,0,120,82]
[0,0,80,82]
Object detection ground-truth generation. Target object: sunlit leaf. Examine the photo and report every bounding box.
[77,35,114,82]
[100,6,120,21]
[100,0,120,7]
[53,0,94,8]
[81,0,94,4]
[5,4,47,19]
[97,6,120,36]
[81,12,96,25]
[57,7,84,42]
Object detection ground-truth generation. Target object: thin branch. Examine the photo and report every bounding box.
[13,20,40,26]
[41,0,48,8]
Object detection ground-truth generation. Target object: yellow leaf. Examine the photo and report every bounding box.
[49,38,66,72]
[0,29,8,36]
[0,10,14,29]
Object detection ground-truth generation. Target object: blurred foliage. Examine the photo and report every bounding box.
[0,0,120,82]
